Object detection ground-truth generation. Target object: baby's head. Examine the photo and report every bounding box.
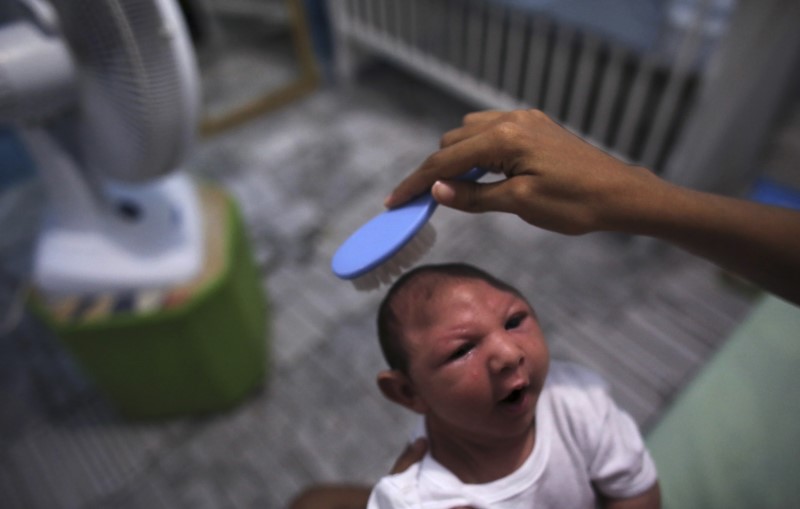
[376,263,550,442]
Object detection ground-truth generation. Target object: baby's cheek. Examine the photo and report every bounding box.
[533,350,550,388]
[461,367,493,401]
[530,335,549,362]
[443,368,482,399]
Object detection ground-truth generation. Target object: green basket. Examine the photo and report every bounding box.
[31,185,269,419]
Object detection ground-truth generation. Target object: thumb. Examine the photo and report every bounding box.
[432,179,510,213]
[389,438,428,474]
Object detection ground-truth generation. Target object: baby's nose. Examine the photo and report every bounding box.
[488,335,524,373]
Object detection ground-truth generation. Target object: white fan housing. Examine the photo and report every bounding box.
[0,0,205,296]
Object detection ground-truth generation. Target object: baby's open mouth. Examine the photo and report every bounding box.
[500,387,526,404]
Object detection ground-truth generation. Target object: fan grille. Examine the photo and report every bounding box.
[49,0,197,181]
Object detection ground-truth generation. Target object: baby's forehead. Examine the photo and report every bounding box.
[394,275,478,306]
[393,276,521,326]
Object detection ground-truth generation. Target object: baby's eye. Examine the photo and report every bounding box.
[505,313,526,330]
[448,343,473,361]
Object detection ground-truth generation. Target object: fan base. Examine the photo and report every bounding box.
[32,172,204,295]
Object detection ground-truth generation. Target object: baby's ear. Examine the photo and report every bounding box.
[377,370,427,414]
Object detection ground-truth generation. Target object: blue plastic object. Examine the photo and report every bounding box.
[331,167,486,280]
[749,177,800,211]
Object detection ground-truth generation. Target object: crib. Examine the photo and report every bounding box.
[326,0,800,192]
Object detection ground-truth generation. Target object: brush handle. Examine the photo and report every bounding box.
[458,167,488,182]
[425,166,487,206]
[416,166,487,214]
[331,168,487,280]
[401,167,487,216]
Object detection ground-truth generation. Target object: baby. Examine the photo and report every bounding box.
[369,263,660,509]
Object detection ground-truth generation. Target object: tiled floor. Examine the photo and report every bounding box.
[0,63,763,508]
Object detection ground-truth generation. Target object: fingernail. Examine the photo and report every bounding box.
[432,181,455,203]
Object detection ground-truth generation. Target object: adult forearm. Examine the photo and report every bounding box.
[617,180,800,306]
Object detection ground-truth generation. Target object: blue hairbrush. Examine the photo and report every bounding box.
[331,167,486,290]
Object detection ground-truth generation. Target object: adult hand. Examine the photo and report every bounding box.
[384,109,664,235]
[385,109,800,306]
[389,438,428,474]
[290,439,474,509]
[388,439,476,509]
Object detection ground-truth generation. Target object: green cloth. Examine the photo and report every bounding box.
[646,295,800,508]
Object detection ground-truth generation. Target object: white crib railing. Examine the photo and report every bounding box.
[328,0,727,174]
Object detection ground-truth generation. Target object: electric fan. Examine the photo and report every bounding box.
[0,0,204,296]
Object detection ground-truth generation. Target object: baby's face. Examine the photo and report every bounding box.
[401,278,549,444]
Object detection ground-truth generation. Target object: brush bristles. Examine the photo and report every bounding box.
[351,223,437,291]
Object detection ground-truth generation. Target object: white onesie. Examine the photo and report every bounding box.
[368,361,657,509]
